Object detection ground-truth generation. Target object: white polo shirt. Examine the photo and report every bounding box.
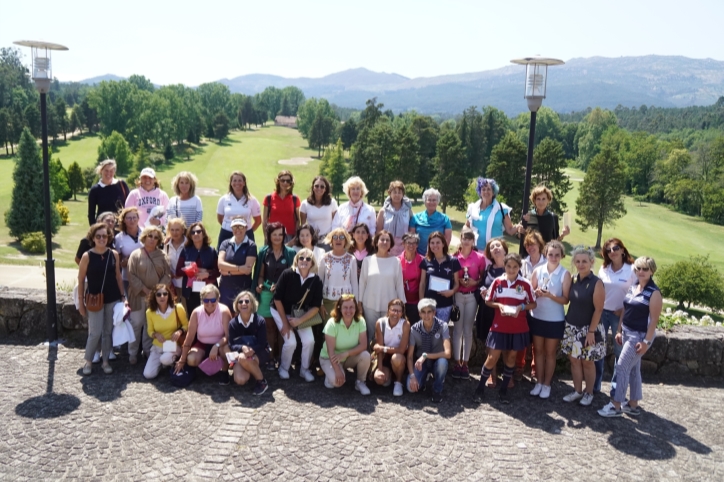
[216,193,261,231]
[598,263,636,311]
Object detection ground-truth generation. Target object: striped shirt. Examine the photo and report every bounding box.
[409,318,449,358]
[622,279,659,332]
[486,275,535,334]
[167,196,203,226]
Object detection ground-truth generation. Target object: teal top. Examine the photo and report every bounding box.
[409,210,452,255]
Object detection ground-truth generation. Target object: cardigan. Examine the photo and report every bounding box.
[127,248,172,311]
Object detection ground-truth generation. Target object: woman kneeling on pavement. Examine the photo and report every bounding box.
[372,298,411,397]
[144,284,188,379]
[598,256,662,418]
[175,285,233,384]
[406,298,452,403]
[227,291,270,396]
[474,253,536,404]
[320,294,371,395]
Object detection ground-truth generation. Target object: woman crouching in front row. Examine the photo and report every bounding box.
[227,290,270,396]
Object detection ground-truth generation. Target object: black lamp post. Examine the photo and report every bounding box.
[510,56,564,253]
[14,40,69,344]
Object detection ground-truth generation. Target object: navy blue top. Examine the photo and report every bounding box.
[622,279,659,333]
[228,313,269,356]
[419,255,462,308]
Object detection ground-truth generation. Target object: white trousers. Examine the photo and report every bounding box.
[270,307,314,371]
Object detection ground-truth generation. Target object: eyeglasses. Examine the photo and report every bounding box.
[94,234,108,240]
[155,292,169,297]
[237,299,251,305]
[332,235,346,241]
[125,216,139,221]
[389,308,403,314]
[148,236,161,241]
[202,298,217,304]
[607,246,621,253]
[191,230,203,235]
[279,178,292,184]
[298,256,313,262]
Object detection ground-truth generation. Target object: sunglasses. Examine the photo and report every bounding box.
[279,178,292,184]
[298,256,313,262]
[191,230,203,235]
[332,235,346,241]
[607,246,621,253]
[148,236,161,241]
[635,266,650,272]
[155,292,169,297]
[94,234,108,239]
[202,298,217,304]
[313,184,326,189]
[237,299,251,305]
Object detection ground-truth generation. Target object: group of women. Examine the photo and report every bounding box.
[78,161,661,415]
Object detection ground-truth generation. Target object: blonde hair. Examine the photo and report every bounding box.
[324,228,352,249]
[95,159,116,176]
[166,217,187,232]
[292,248,318,274]
[343,176,369,198]
[139,225,164,248]
[634,256,657,274]
[171,171,198,197]
[233,290,259,314]
[200,284,220,299]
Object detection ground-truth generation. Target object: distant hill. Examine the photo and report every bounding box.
[78,74,126,85]
[78,56,724,116]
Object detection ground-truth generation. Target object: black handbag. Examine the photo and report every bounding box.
[450,304,461,322]
[170,366,196,387]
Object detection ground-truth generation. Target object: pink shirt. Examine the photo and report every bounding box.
[455,249,487,294]
[399,252,424,304]
[195,305,224,344]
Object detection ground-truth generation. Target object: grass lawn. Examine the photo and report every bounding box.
[1,129,723,275]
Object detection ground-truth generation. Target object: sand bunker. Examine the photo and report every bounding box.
[278,157,314,166]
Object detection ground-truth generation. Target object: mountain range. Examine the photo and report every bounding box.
[80,55,724,116]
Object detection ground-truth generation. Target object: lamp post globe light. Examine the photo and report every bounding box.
[510,55,564,252]
[13,40,69,344]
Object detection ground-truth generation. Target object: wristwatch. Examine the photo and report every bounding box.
[422,352,428,360]
[383,347,388,354]
[215,343,220,348]
[642,339,652,346]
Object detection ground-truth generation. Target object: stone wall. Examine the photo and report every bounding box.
[2,286,722,377]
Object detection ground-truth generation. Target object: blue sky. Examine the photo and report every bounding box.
[2,0,722,85]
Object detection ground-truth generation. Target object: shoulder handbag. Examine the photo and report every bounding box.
[174,305,187,347]
[85,250,111,312]
[450,304,461,322]
[293,279,324,329]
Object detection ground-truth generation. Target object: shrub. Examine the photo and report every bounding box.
[82,166,98,189]
[657,255,724,311]
[405,183,424,203]
[20,232,46,254]
[56,200,70,225]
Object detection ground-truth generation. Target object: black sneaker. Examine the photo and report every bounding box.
[218,370,230,386]
[499,391,511,404]
[473,388,485,403]
[431,391,443,403]
[253,379,269,396]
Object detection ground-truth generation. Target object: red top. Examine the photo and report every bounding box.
[399,252,424,304]
[485,275,535,334]
[265,192,300,235]
[454,249,487,294]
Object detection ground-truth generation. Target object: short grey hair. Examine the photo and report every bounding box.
[342,176,369,198]
[417,298,437,312]
[422,188,441,203]
[570,245,596,265]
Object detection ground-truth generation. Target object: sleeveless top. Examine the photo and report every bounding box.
[566,272,599,328]
[87,249,122,303]
[530,264,567,322]
[381,316,405,348]
[195,305,224,344]
[622,279,659,333]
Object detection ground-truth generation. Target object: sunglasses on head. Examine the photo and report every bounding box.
[155,292,169,297]
[607,246,621,253]
[202,298,217,304]
[340,294,355,300]
[237,299,251,305]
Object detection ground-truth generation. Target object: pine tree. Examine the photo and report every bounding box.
[532,138,572,215]
[433,129,468,213]
[486,131,527,218]
[320,139,348,202]
[97,131,134,174]
[67,161,84,201]
[575,144,627,248]
[5,128,61,238]
[49,156,72,201]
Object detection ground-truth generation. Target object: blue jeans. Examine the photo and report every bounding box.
[595,309,622,394]
[407,358,449,394]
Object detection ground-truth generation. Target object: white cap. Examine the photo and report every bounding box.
[140,167,156,178]
[230,218,248,228]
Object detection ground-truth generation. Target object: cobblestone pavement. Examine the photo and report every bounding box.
[0,341,722,481]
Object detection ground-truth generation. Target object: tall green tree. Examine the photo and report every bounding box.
[24,103,41,137]
[486,131,527,217]
[352,117,395,203]
[97,131,134,174]
[213,112,230,142]
[433,129,468,213]
[281,86,305,115]
[54,97,69,141]
[532,138,572,215]
[575,107,618,170]
[239,96,255,129]
[410,114,439,189]
[457,106,485,174]
[319,139,348,202]
[49,156,72,201]
[128,74,155,92]
[70,104,85,135]
[0,108,9,155]
[67,161,84,200]
[5,128,61,238]
[339,118,358,151]
[575,144,627,248]
[481,106,510,171]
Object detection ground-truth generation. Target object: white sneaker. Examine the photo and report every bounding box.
[579,393,594,406]
[598,402,623,417]
[300,369,315,383]
[355,380,371,396]
[563,391,584,403]
[539,385,551,399]
[108,352,117,361]
[92,351,101,363]
[324,377,334,389]
[278,367,290,380]
[529,383,543,396]
[393,381,404,397]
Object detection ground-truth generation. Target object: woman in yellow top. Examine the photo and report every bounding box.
[144,284,188,379]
